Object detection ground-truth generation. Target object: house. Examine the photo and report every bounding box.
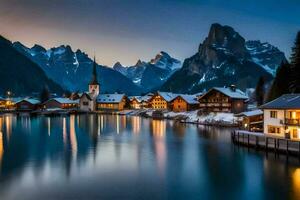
[79,93,94,111]
[97,94,128,111]
[235,109,263,132]
[198,86,248,113]
[0,97,6,110]
[79,57,100,112]
[130,96,142,109]
[15,98,40,111]
[43,98,79,109]
[129,95,152,109]
[171,94,199,112]
[260,94,300,140]
[149,92,178,110]
[1,97,23,110]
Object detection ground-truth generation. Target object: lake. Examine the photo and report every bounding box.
[0,114,299,200]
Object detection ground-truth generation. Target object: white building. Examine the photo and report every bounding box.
[260,94,300,140]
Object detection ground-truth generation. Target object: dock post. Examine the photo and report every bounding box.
[247,134,250,146]
[256,136,258,148]
[237,132,240,144]
[287,140,289,155]
[266,137,268,151]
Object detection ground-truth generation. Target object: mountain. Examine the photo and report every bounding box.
[113,51,181,91]
[161,23,286,93]
[0,35,64,96]
[13,43,142,95]
[245,40,286,76]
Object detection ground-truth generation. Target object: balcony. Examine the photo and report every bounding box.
[285,118,300,126]
[199,103,231,107]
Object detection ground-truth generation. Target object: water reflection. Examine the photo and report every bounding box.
[0,114,298,200]
[151,119,166,138]
[70,115,77,158]
[132,116,141,134]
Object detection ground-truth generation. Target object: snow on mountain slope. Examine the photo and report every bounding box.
[113,51,182,90]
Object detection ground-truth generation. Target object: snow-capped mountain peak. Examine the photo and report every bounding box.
[113,51,182,90]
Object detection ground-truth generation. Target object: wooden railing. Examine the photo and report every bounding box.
[199,103,231,107]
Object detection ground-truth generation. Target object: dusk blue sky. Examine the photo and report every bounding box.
[0,0,299,66]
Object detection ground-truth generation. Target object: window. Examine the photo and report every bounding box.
[270,111,277,118]
[268,126,281,134]
[83,102,88,106]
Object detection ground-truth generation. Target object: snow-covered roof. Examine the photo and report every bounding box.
[5,97,23,103]
[80,92,92,101]
[260,94,300,109]
[97,94,125,103]
[16,98,40,105]
[49,98,79,104]
[236,109,263,117]
[157,92,178,102]
[179,94,199,104]
[211,87,248,99]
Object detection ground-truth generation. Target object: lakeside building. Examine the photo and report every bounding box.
[96,94,128,111]
[235,109,263,132]
[0,97,6,110]
[43,98,79,110]
[149,92,178,110]
[260,94,300,139]
[198,86,248,114]
[15,98,40,111]
[129,95,152,109]
[170,94,199,112]
[79,57,100,112]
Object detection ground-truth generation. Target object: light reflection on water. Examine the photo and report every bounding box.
[0,114,299,200]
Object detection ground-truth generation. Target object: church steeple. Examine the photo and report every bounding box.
[89,56,100,97]
[90,56,99,85]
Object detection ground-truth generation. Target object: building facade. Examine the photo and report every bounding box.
[236,109,263,132]
[199,86,248,113]
[171,95,199,112]
[149,92,177,110]
[260,94,300,140]
[97,94,128,111]
[43,98,79,109]
[15,98,40,111]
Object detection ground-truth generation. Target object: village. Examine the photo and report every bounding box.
[1,59,300,146]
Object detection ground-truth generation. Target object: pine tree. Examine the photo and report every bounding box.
[289,31,300,93]
[40,85,50,103]
[267,61,291,102]
[255,76,265,106]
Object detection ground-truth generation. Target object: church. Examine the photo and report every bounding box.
[79,57,128,112]
[79,57,100,112]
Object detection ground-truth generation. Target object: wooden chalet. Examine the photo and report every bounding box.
[43,98,79,109]
[15,98,40,111]
[149,92,177,110]
[235,109,263,132]
[129,95,152,109]
[171,94,199,112]
[199,86,248,114]
[97,94,128,111]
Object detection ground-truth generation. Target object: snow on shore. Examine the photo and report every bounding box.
[122,109,238,126]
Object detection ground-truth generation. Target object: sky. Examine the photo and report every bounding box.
[0,0,299,66]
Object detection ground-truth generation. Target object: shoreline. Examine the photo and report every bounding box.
[0,109,240,127]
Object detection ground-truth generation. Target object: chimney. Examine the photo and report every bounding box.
[229,84,236,92]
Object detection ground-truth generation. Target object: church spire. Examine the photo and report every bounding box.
[89,56,99,85]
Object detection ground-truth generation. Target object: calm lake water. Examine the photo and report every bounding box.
[0,114,299,200]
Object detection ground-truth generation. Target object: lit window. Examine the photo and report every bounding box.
[270,111,277,118]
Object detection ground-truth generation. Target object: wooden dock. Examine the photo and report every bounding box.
[232,130,300,156]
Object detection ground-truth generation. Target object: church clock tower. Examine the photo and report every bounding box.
[89,56,100,97]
